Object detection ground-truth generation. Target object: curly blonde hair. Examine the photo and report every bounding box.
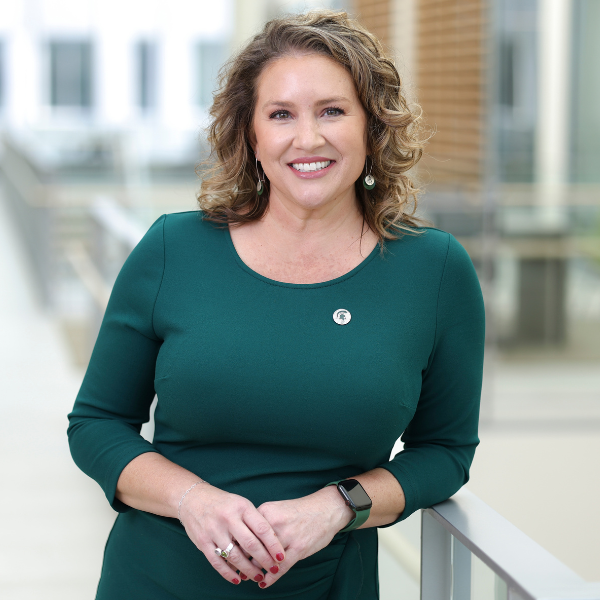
[196,9,425,243]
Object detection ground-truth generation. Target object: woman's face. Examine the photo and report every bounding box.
[252,53,368,215]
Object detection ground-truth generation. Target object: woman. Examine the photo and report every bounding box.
[68,10,485,599]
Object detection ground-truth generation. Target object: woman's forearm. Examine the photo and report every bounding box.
[116,454,404,529]
[353,467,406,527]
[312,467,406,529]
[115,452,203,518]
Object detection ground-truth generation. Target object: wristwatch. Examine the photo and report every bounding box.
[326,479,372,532]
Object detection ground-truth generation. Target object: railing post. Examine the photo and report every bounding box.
[421,510,452,600]
[452,536,472,600]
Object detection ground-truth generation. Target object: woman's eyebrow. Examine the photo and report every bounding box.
[261,96,351,110]
[315,96,350,106]
[262,100,294,109]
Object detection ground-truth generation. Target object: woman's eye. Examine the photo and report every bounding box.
[325,107,344,117]
[270,110,290,119]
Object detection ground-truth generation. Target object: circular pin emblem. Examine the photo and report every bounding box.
[333,309,351,325]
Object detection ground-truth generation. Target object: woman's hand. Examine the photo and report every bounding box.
[251,486,355,589]
[179,482,286,586]
[116,454,403,589]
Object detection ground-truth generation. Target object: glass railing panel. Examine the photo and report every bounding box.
[471,552,509,600]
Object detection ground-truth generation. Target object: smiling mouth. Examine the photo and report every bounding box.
[290,160,333,172]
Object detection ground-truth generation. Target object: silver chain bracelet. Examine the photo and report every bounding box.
[178,480,205,525]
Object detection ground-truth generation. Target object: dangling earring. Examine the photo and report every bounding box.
[255,156,265,196]
[363,157,375,190]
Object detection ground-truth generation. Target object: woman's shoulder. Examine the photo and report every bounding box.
[162,210,218,232]
[385,226,456,260]
[383,226,476,283]
[160,210,226,245]
[131,211,226,269]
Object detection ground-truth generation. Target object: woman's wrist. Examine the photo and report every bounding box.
[115,453,208,519]
[177,480,206,524]
[317,485,355,532]
[173,479,213,522]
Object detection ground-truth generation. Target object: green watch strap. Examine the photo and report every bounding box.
[326,480,372,533]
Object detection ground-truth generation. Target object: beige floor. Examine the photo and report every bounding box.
[467,426,600,582]
[1,195,599,599]
[0,198,116,599]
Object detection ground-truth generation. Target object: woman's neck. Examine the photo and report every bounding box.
[228,193,378,285]
[253,191,372,259]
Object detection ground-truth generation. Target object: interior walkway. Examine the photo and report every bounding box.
[0,195,115,599]
[0,191,598,599]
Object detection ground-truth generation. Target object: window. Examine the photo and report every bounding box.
[495,0,538,183]
[196,41,227,108]
[136,40,157,112]
[570,0,600,183]
[49,41,93,108]
[0,41,4,109]
[499,39,515,108]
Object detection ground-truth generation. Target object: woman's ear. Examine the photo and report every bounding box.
[248,129,258,159]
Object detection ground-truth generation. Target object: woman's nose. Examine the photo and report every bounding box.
[293,117,324,151]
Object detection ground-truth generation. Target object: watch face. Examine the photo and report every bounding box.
[339,479,372,512]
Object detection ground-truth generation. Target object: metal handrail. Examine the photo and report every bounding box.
[91,195,145,252]
[0,136,55,304]
[63,193,145,312]
[421,488,600,600]
[64,240,111,309]
[78,196,145,355]
[87,194,144,307]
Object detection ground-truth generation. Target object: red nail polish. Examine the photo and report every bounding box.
[233,578,240,585]
[276,553,284,561]
[259,582,267,588]
[254,574,264,582]
[240,573,248,580]
[270,565,279,574]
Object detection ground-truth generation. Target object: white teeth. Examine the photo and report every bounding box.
[291,160,332,172]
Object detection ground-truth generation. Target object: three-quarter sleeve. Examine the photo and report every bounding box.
[67,215,166,512]
[378,234,485,524]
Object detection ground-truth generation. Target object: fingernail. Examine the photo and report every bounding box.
[259,582,267,588]
[240,573,248,580]
[254,574,264,582]
[276,553,284,561]
[270,565,279,574]
[233,578,240,585]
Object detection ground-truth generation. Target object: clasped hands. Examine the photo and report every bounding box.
[178,482,354,589]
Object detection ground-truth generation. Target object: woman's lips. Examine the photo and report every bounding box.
[287,160,335,178]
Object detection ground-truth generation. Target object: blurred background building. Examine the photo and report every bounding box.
[0,0,599,598]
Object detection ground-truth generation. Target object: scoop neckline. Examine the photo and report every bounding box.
[225,226,380,289]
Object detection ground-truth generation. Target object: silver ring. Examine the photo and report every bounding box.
[215,541,235,559]
[220,542,235,559]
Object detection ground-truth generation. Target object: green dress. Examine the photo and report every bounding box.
[67,211,485,599]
